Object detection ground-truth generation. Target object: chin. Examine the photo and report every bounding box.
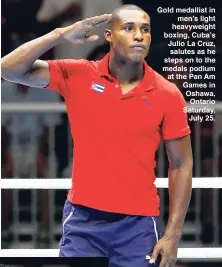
[129,53,144,63]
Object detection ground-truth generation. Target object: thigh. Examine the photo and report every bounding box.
[59,200,108,257]
[109,216,162,267]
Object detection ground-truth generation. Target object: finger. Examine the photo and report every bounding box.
[91,14,112,26]
[168,258,177,267]
[84,14,112,26]
[149,246,161,264]
[86,34,99,42]
[159,256,168,267]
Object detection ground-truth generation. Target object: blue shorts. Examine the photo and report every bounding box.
[59,200,162,267]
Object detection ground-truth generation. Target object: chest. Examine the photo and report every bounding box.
[70,78,164,138]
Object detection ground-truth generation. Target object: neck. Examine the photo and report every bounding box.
[108,53,144,84]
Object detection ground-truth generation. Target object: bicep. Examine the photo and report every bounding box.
[17,60,50,88]
[165,135,193,169]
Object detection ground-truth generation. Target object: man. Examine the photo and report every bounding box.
[1,5,193,267]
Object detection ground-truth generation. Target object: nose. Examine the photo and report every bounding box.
[134,28,143,42]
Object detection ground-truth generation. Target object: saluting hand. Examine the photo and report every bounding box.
[58,14,112,44]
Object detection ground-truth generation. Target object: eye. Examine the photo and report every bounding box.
[142,27,149,33]
[125,26,133,31]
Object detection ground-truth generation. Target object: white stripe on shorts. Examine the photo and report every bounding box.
[151,216,159,243]
[62,206,75,236]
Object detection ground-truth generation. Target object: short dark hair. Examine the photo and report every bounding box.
[108,5,147,29]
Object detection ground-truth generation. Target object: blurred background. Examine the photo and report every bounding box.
[1,0,222,266]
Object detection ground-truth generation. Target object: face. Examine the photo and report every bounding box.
[105,9,151,63]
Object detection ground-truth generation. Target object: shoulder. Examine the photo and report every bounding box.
[87,59,101,70]
[153,70,177,93]
[146,66,186,113]
[47,58,93,78]
[151,68,183,100]
[47,58,89,69]
[47,58,103,73]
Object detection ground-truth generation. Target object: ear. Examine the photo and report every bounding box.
[104,29,112,43]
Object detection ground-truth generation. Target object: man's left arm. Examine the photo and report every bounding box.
[149,84,193,266]
[150,134,193,266]
[164,134,193,239]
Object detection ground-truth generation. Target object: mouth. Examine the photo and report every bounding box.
[130,45,146,51]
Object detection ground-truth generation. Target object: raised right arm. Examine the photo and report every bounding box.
[1,14,111,88]
[1,29,63,88]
